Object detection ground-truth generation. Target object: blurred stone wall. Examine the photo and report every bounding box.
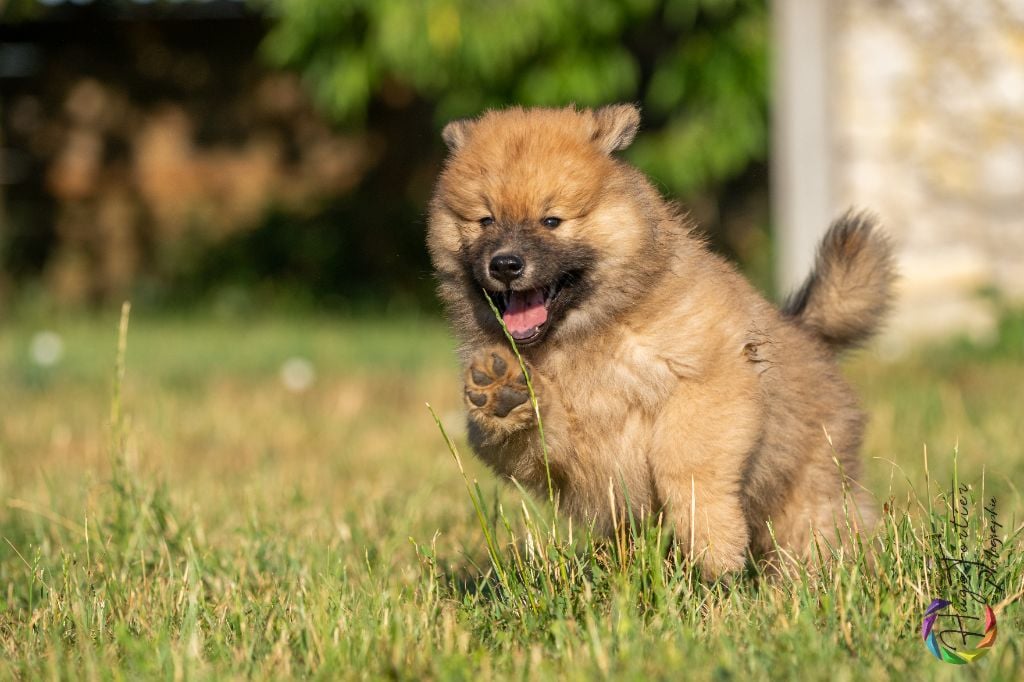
[831,0,1024,346]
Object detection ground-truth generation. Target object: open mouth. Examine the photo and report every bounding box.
[488,276,568,344]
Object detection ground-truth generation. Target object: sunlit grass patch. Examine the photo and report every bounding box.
[0,307,1022,679]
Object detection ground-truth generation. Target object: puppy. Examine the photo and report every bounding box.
[427,104,893,578]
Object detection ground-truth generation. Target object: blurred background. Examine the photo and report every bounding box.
[0,0,772,315]
[4,0,1020,341]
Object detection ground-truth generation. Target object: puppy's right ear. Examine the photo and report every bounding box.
[441,119,473,152]
[591,104,641,154]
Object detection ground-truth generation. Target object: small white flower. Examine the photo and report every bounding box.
[29,331,64,367]
[279,357,315,393]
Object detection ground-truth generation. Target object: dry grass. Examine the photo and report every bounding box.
[0,306,1022,679]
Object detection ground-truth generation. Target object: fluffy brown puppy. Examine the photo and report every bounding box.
[427,104,893,578]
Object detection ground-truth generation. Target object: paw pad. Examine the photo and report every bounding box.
[464,348,531,420]
[493,386,529,417]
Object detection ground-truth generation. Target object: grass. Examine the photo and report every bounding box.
[1,304,1023,679]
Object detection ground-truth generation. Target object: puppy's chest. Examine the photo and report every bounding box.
[544,335,681,441]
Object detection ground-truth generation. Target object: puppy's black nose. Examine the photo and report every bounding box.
[489,253,525,284]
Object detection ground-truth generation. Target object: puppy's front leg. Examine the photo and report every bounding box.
[463,345,539,441]
[650,382,761,580]
[657,467,749,580]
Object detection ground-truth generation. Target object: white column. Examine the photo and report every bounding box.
[771,0,833,295]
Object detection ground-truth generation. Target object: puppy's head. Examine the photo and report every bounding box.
[428,104,661,348]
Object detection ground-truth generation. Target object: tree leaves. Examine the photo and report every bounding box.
[261,0,767,198]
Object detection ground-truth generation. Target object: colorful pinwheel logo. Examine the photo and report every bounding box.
[922,599,997,664]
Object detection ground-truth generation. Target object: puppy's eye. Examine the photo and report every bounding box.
[541,216,562,229]
[479,217,494,227]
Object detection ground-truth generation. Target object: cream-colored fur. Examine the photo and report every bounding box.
[428,104,893,578]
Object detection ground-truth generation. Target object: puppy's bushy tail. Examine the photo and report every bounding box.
[783,210,895,350]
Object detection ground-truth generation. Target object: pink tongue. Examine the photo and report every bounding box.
[502,289,548,339]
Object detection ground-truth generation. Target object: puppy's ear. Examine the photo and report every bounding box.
[591,104,641,154]
[441,119,473,152]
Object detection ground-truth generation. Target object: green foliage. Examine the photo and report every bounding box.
[262,0,769,198]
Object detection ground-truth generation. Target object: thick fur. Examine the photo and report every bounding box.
[427,105,893,578]
[783,210,894,349]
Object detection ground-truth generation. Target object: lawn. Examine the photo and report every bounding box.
[1,305,1022,679]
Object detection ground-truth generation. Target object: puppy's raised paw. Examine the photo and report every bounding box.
[464,347,534,432]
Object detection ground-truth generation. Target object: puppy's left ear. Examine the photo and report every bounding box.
[441,119,473,153]
[591,104,641,154]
